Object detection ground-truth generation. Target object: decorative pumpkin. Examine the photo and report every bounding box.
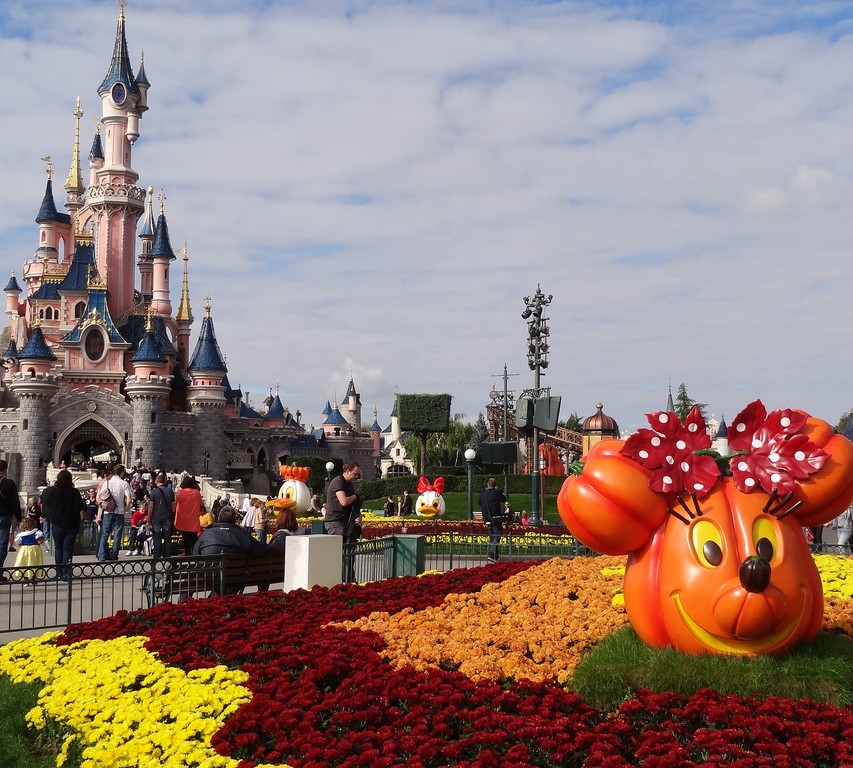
[557,399,853,656]
[415,477,446,519]
[274,464,312,514]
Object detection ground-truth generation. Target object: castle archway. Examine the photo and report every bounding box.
[54,417,126,467]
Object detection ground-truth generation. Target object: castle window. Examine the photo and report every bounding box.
[22,419,28,430]
[74,302,85,319]
[84,328,105,362]
[44,307,54,320]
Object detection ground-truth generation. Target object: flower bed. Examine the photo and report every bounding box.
[1,555,852,767]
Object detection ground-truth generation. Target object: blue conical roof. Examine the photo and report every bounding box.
[4,274,21,293]
[150,213,176,260]
[18,327,56,361]
[3,339,18,360]
[266,393,285,420]
[89,131,104,162]
[222,374,242,405]
[322,401,332,416]
[98,7,139,98]
[240,401,264,419]
[36,179,59,223]
[131,327,166,363]
[325,406,349,426]
[371,419,381,432]
[187,314,227,373]
[59,240,96,291]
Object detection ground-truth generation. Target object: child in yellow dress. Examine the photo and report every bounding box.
[12,519,45,583]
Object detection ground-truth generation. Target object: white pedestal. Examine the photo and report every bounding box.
[283,534,342,591]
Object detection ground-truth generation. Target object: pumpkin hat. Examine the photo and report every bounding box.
[279,465,311,483]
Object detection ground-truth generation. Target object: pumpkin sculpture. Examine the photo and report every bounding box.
[266,464,312,514]
[557,400,853,656]
[415,476,446,519]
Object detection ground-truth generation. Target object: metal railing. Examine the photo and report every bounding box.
[422,530,590,572]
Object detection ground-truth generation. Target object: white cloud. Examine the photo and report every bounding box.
[2,0,853,438]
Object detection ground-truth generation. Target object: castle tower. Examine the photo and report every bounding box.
[87,1,148,319]
[9,323,59,492]
[149,193,176,316]
[343,377,362,431]
[370,407,381,455]
[137,187,156,299]
[125,313,171,468]
[187,298,227,478]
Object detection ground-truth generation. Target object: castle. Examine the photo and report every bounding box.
[0,4,380,495]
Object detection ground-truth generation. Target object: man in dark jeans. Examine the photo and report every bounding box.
[148,473,175,559]
[479,477,506,563]
[0,459,23,579]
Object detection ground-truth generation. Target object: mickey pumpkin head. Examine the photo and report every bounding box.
[415,476,446,519]
[558,400,853,656]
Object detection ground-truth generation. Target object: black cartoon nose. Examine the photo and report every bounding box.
[739,556,771,594]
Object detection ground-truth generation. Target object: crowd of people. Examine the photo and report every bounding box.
[0,458,373,582]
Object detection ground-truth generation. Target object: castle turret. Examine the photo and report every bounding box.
[343,377,362,431]
[149,193,176,315]
[175,247,193,371]
[126,314,171,469]
[137,187,156,299]
[187,298,227,477]
[370,408,381,455]
[9,321,59,492]
[64,98,86,225]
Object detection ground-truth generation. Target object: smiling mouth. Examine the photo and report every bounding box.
[417,506,440,518]
[670,592,798,655]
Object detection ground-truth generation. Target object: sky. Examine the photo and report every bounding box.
[2,0,853,437]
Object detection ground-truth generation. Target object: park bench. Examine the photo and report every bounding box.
[146,551,286,604]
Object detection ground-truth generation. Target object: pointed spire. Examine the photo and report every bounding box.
[135,50,150,87]
[139,186,156,239]
[176,245,193,323]
[149,191,177,260]
[187,298,226,373]
[98,0,138,98]
[36,159,59,223]
[89,123,104,162]
[18,325,57,361]
[666,384,675,413]
[65,98,85,193]
[4,274,21,294]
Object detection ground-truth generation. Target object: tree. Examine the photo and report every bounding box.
[560,412,582,431]
[396,394,452,475]
[471,413,489,453]
[673,383,708,422]
[404,413,475,471]
[836,411,850,435]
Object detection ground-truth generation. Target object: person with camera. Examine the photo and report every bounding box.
[479,477,506,563]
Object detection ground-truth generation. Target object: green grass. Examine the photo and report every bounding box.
[363,492,562,522]
[0,676,57,768]
[570,626,853,711]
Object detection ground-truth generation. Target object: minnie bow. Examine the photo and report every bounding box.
[417,476,445,494]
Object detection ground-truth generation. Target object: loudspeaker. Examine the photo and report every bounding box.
[515,398,534,435]
[481,441,519,465]
[533,396,561,434]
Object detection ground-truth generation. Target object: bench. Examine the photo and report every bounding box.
[146,551,286,604]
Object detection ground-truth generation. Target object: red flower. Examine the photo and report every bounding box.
[621,407,719,497]
[728,399,827,494]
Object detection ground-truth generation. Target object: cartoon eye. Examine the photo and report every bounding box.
[432,501,440,510]
[752,517,778,562]
[284,485,296,500]
[691,519,724,568]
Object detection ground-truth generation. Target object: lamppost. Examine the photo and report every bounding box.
[325,461,335,495]
[521,285,552,526]
[202,451,210,475]
[539,453,547,524]
[464,448,476,522]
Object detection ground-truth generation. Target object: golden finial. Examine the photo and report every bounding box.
[118,0,127,15]
[145,306,154,332]
[39,156,53,180]
[203,293,212,317]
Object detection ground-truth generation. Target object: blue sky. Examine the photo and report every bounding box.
[2,0,853,437]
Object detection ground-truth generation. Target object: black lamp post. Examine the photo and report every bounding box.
[521,286,552,526]
[325,461,335,495]
[202,451,210,475]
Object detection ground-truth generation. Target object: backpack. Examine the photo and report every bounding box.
[97,481,117,513]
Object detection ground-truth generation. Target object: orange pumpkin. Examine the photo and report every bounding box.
[557,409,853,656]
[279,465,311,483]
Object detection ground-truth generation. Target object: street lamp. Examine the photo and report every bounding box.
[325,461,335,495]
[464,448,476,522]
[539,453,547,524]
[522,285,552,526]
